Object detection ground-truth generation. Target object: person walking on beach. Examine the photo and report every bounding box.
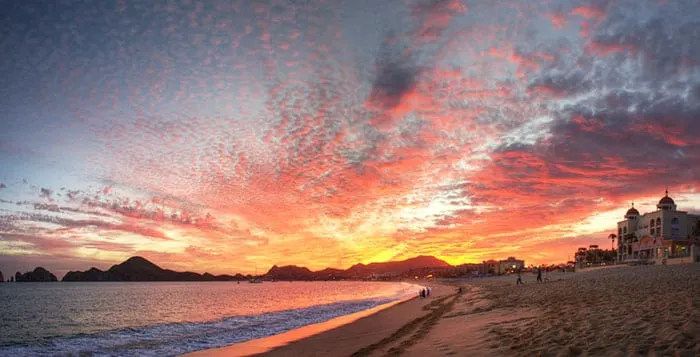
[516,269,523,285]
[536,267,543,283]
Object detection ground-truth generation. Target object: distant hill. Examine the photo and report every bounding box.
[15,267,58,282]
[344,255,451,278]
[62,257,246,282]
[60,255,452,282]
[264,255,452,281]
[265,265,315,281]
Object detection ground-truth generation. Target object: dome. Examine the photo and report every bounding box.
[625,207,640,216]
[658,196,675,205]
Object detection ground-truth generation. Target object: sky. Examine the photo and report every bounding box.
[1,0,700,278]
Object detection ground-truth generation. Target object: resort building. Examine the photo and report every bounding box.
[498,256,525,273]
[617,190,700,261]
[475,257,525,275]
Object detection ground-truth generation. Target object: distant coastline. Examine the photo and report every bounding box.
[4,255,453,283]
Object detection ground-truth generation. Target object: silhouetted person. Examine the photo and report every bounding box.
[516,270,523,285]
[536,267,542,283]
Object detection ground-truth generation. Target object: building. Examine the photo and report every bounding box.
[498,256,525,273]
[477,257,525,275]
[617,189,700,261]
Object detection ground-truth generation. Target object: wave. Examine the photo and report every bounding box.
[0,291,417,357]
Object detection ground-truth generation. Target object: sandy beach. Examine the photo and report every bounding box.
[186,264,700,357]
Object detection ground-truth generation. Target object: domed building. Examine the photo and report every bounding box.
[616,189,700,261]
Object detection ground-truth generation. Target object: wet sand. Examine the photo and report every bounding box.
[186,264,700,357]
[183,283,457,357]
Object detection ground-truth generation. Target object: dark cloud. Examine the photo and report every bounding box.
[40,188,52,199]
[368,34,423,111]
[529,68,592,97]
[592,4,700,80]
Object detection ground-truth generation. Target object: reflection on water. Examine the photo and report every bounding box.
[0,281,416,356]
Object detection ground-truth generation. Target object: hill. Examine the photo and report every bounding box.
[62,257,245,282]
[344,255,451,278]
[15,267,58,282]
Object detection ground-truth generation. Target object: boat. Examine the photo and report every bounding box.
[249,266,263,284]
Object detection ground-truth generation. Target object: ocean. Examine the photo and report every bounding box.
[0,281,418,356]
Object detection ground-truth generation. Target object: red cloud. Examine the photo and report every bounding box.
[550,12,568,29]
[586,41,639,56]
[570,6,606,20]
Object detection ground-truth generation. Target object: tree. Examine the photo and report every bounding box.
[608,233,617,251]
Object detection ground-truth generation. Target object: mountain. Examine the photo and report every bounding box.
[62,256,245,282]
[264,255,451,281]
[265,265,315,281]
[344,255,451,278]
[15,267,58,282]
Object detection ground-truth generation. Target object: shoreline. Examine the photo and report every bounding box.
[182,282,455,357]
[186,264,700,357]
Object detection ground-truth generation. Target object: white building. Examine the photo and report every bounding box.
[617,190,700,261]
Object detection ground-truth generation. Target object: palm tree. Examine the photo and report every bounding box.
[608,233,617,250]
[608,233,617,262]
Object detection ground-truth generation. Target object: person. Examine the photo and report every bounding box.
[536,267,543,283]
[457,287,463,294]
[516,270,523,285]
[426,287,431,296]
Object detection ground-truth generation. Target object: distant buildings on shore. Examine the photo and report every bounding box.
[616,190,700,261]
[454,256,525,275]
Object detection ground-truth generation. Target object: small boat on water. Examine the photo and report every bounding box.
[249,266,262,283]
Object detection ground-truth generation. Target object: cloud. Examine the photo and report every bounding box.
[1,0,699,272]
[366,34,424,116]
[40,188,52,199]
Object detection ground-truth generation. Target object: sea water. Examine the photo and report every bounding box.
[0,281,418,356]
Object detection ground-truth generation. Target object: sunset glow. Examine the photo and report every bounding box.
[2,0,700,277]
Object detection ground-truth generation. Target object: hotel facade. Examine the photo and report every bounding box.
[617,190,700,261]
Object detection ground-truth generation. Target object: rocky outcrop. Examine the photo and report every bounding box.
[14,267,58,282]
[0,270,4,283]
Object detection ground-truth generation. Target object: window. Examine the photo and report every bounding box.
[672,228,680,237]
[671,217,680,225]
[651,228,655,235]
[656,218,661,226]
[618,228,622,236]
[623,227,627,234]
